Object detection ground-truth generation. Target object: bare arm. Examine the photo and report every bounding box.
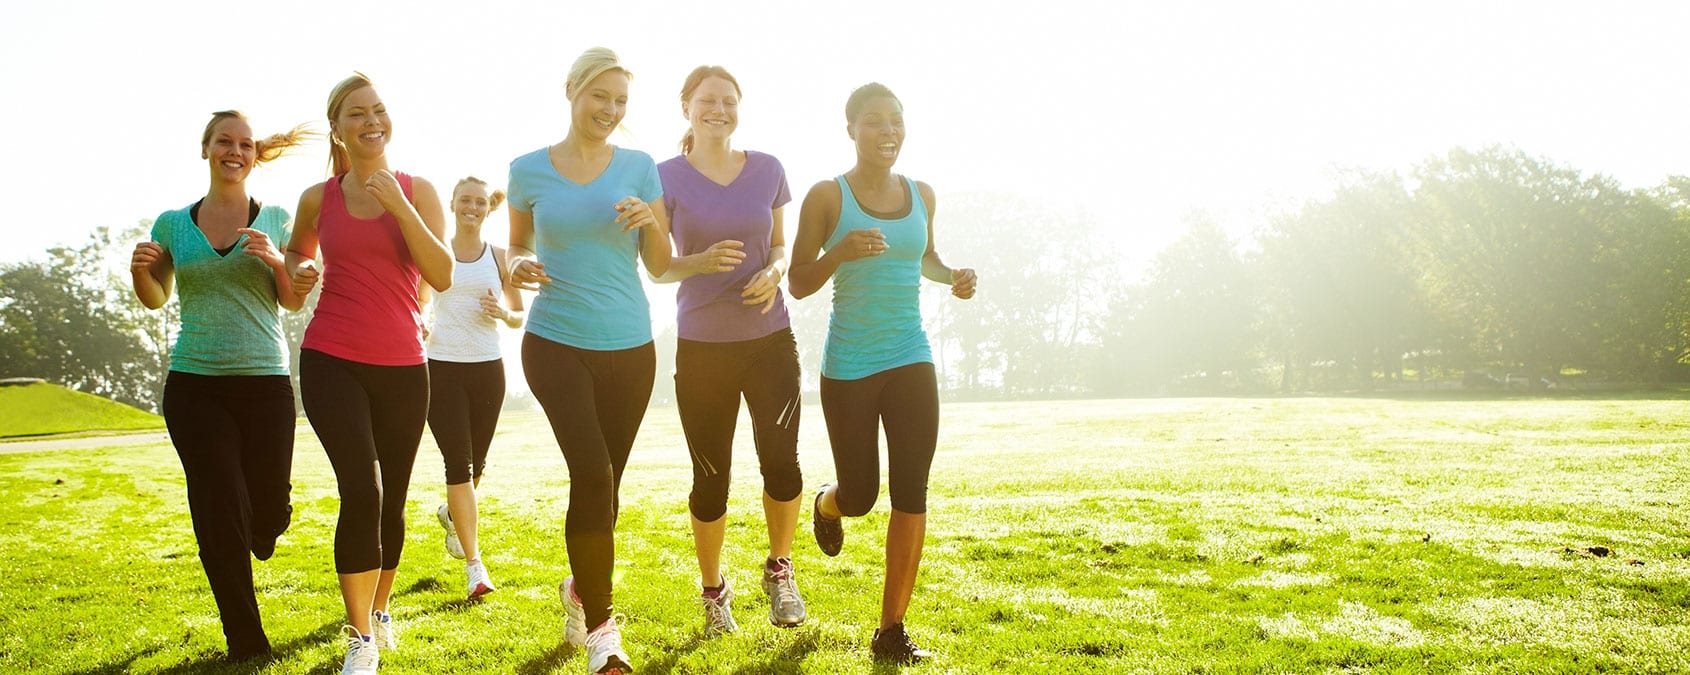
[491,245,526,328]
[629,196,673,278]
[130,242,173,309]
[283,184,324,301]
[506,204,551,291]
[789,180,886,299]
[915,182,976,299]
[377,174,454,291]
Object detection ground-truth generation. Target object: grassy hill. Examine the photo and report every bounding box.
[0,382,162,438]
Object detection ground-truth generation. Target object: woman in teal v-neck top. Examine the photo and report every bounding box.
[788,82,978,665]
[129,110,311,663]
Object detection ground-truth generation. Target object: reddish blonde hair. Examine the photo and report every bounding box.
[677,65,742,155]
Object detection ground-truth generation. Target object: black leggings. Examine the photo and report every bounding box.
[675,328,803,522]
[300,349,429,574]
[427,359,505,485]
[162,371,295,656]
[820,362,939,516]
[523,334,655,628]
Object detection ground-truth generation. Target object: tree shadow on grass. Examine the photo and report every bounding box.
[627,633,706,674]
[64,618,345,675]
[513,642,575,675]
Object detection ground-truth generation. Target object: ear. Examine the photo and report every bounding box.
[846,122,856,141]
[681,101,690,119]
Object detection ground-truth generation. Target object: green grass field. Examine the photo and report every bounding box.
[0,382,163,438]
[2,396,1689,674]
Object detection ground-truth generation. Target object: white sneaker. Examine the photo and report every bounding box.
[437,504,464,559]
[340,626,379,675]
[370,610,398,652]
[584,616,633,674]
[559,576,587,646]
[466,560,496,600]
[700,576,737,637]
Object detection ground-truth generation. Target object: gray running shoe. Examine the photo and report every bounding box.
[700,576,738,637]
[761,558,807,627]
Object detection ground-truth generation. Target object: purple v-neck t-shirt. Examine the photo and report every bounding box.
[657,150,792,342]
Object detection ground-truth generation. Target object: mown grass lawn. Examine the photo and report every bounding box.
[0,382,163,438]
[2,396,1688,674]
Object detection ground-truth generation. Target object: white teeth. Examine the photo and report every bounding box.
[360,132,385,141]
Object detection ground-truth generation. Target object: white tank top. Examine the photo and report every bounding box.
[426,243,504,363]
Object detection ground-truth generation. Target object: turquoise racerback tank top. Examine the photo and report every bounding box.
[821,175,932,380]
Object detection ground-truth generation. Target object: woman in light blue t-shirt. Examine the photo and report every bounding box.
[788,82,978,665]
[129,110,312,663]
[506,47,671,675]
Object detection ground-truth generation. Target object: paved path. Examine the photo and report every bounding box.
[0,430,171,455]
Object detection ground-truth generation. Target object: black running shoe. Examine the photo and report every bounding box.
[252,504,292,561]
[871,623,933,663]
[812,485,843,557]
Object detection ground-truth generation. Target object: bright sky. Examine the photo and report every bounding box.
[6,1,1690,279]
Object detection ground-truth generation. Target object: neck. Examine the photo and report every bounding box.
[452,226,483,245]
[346,154,390,182]
[204,180,248,207]
[848,164,896,188]
[558,132,609,159]
[689,136,733,161]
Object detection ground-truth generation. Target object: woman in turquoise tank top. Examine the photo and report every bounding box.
[788,82,978,664]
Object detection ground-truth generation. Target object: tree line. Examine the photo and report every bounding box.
[4,145,1688,412]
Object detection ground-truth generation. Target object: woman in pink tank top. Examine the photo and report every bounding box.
[283,72,453,675]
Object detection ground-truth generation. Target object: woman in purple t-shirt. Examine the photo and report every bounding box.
[654,65,808,637]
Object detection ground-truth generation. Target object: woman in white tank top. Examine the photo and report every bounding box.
[423,176,525,601]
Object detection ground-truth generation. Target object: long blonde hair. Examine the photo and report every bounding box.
[201,110,313,165]
[677,65,741,155]
[325,72,375,176]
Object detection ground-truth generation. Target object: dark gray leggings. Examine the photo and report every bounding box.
[675,328,803,523]
[301,349,428,574]
[523,334,654,629]
[427,358,505,485]
[819,361,939,515]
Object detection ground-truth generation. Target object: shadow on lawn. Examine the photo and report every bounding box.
[65,619,345,675]
[514,642,575,675]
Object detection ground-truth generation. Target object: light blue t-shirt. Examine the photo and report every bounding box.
[508,146,664,350]
[822,176,932,380]
[151,203,292,376]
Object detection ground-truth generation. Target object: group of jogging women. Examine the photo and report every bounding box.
[129,47,978,675]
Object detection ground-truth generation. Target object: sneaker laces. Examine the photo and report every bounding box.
[767,565,800,608]
[585,614,626,652]
[700,590,733,633]
[341,627,377,668]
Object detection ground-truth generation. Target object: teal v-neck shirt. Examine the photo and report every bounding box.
[150,204,292,376]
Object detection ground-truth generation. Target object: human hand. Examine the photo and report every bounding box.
[236,228,284,270]
[740,264,781,314]
[291,259,320,296]
[613,196,657,233]
[131,242,165,273]
[510,256,550,291]
[950,267,977,299]
[835,228,887,262]
[364,170,410,214]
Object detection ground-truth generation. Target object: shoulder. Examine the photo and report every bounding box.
[913,179,936,205]
[617,146,658,168]
[155,205,192,226]
[299,181,327,207]
[747,150,786,174]
[258,204,291,229]
[510,146,549,170]
[409,175,440,198]
[804,178,842,203]
[656,154,687,171]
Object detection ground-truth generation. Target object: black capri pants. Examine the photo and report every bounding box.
[522,333,655,629]
[819,361,939,516]
[427,358,505,485]
[300,349,429,574]
[161,371,294,656]
[675,327,803,523]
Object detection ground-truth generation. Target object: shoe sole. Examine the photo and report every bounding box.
[468,583,495,600]
[437,506,465,559]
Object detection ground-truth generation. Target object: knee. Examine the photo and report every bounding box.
[835,485,878,518]
[689,479,730,523]
[761,464,802,503]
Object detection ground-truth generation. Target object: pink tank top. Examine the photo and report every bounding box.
[301,172,426,366]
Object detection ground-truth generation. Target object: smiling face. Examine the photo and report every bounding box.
[332,85,390,160]
[848,95,905,169]
[202,116,257,185]
[569,69,629,144]
[452,181,491,230]
[683,75,740,145]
